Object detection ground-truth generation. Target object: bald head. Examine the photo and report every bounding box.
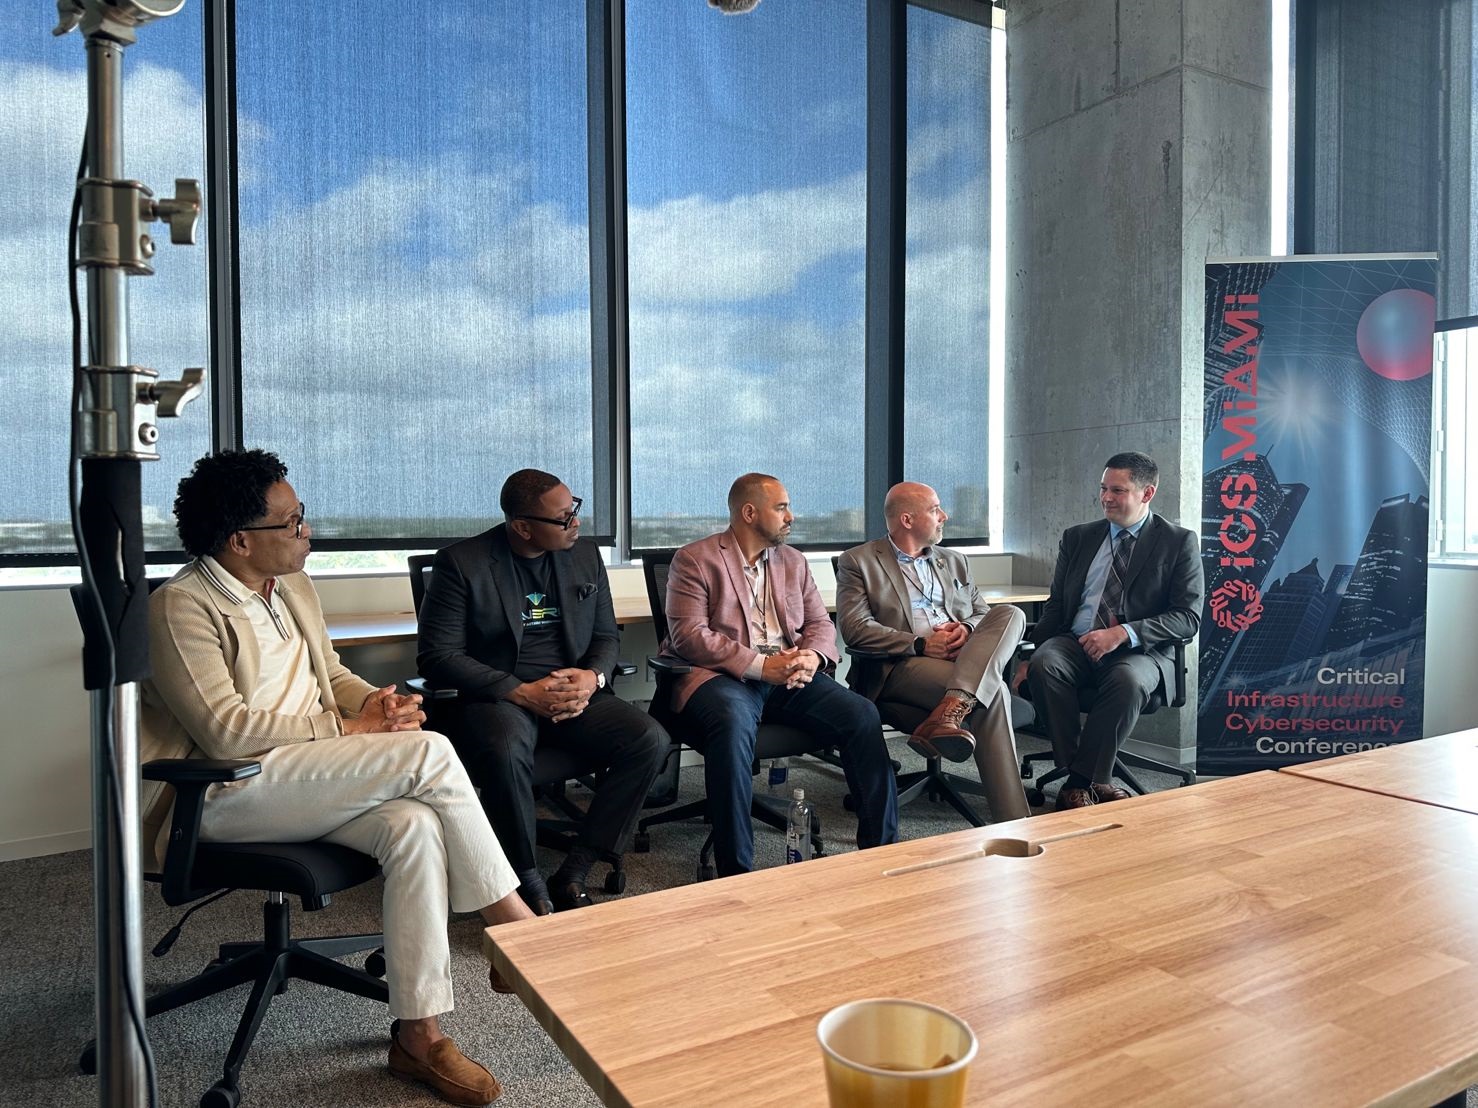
[885,482,947,552]
[728,472,781,518]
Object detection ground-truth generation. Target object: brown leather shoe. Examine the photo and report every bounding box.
[389,1021,501,1106]
[1055,785,1097,810]
[1091,783,1132,803]
[908,695,976,763]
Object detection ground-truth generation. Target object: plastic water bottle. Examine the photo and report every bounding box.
[785,788,813,864]
[767,756,789,793]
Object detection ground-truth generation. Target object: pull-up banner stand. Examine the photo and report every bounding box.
[1198,254,1437,776]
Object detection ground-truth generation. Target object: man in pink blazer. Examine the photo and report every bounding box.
[660,473,898,876]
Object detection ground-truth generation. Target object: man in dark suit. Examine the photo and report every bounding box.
[417,469,668,913]
[1012,452,1203,810]
[661,473,898,877]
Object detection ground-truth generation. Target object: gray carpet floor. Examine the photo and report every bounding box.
[0,735,1265,1107]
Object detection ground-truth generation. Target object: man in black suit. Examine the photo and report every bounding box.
[1012,452,1203,810]
[417,469,668,913]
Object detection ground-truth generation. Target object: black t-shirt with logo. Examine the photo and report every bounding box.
[512,552,572,681]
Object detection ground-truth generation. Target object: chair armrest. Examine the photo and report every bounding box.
[647,654,692,677]
[407,676,459,701]
[844,646,902,663]
[144,757,261,907]
[143,758,261,785]
[615,660,638,678]
[1169,638,1190,709]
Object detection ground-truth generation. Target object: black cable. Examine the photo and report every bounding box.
[68,126,160,1108]
[152,889,234,958]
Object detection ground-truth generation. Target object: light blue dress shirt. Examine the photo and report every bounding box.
[1070,512,1151,648]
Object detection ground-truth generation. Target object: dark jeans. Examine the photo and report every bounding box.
[453,691,668,875]
[679,673,898,877]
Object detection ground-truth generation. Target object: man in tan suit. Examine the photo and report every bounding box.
[143,450,531,1106]
[660,473,898,876]
[836,482,1030,822]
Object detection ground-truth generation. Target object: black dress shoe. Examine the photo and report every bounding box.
[549,882,595,912]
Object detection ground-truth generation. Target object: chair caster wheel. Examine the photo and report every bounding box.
[697,863,717,882]
[842,793,856,813]
[365,949,386,978]
[633,831,651,853]
[200,1081,240,1108]
[1020,761,1034,780]
[1026,788,1046,807]
[604,870,626,894]
[79,1041,97,1075]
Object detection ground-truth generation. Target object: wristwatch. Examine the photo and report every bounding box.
[913,636,926,656]
[595,670,607,690]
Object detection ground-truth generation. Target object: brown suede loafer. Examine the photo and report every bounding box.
[1091,783,1132,803]
[389,1021,501,1106]
[1055,785,1097,810]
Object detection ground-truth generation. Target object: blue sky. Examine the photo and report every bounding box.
[2,1,991,544]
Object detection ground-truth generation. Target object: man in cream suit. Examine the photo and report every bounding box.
[836,482,1030,822]
[660,473,898,876]
[143,450,530,1106]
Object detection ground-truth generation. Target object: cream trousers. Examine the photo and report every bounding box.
[198,730,518,1019]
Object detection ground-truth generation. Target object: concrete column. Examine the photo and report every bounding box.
[1004,0,1271,762]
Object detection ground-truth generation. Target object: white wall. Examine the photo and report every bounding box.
[0,553,1015,861]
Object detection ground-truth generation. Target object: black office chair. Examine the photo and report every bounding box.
[405,554,635,894]
[1017,637,1197,805]
[831,558,1035,827]
[70,583,387,1108]
[633,550,824,880]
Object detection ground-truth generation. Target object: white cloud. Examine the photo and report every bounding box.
[4,42,992,524]
[626,172,866,303]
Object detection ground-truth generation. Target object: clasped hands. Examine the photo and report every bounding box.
[1078,625,1130,664]
[921,622,970,661]
[509,668,600,723]
[345,685,426,734]
[1008,626,1132,694]
[761,647,821,690]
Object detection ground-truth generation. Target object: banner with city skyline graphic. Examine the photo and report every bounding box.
[1198,255,1437,775]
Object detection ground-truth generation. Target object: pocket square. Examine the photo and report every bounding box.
[577,582,597,600]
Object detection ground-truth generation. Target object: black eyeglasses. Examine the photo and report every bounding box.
[240,503,307,539]
[517,496,582,531]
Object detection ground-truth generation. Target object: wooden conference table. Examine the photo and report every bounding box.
[1280,728,1478,816]
[486,768,1478,1107]
[324,583,1053,648]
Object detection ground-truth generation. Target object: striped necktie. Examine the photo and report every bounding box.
[1093,530,1136,630]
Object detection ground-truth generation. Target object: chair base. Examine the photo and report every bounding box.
[895,756,987,828]
[80,896,386,1105]
[1019,748,1196,807]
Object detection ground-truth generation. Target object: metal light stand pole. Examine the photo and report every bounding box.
[53,2,205,1104]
